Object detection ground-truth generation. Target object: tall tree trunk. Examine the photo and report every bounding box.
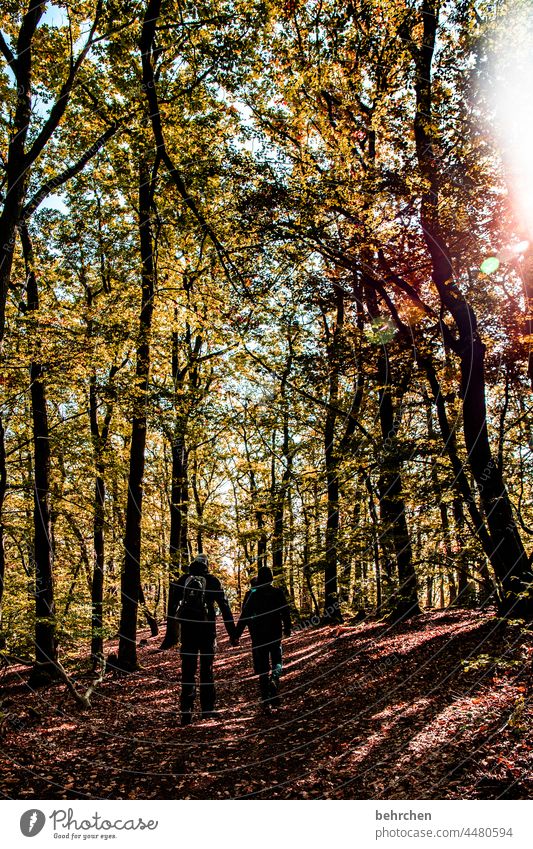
[139,584,158,636]
[443,501,457,607]
[30,352,57,676]
[366,484,382,614]
[257,508,267,570]
[0,0,43,345]
[412,0,532,621]
[117,159,156,671]
[321,283,345,623]
[324,406,344,622]
[243,425,267,570]
[421,357,496,596]
[161,303,206,649]
[424,388,460,607]
[272,338,294,585]
[287,486,296,604]
[453,497,470,602]
[301,502,319,616]
[426,576,433,608]
[88,362,115,662]
[324,438,341,618]
[160,409,189,648]
[160,430,188,649]
[361,273,419,619]
[376,348,420,619]
[190,452,204,553]
[91,469,106,658]
[20,225,58,683]
[0,416,6,614]
[271,431,283,581]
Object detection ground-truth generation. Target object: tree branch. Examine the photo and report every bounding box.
[139,0,250,297]
[0,31,15,68]
[24,0,103,166]
[22,121,120,220]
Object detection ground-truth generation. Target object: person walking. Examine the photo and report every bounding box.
[234,566,291,712]
[173,553,235,725]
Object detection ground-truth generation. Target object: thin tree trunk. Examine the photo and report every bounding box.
[421,357,495,584]
[364,469,384,616]
[426,576,433,608]
[271,431,283,581]
[117,159,157,671]
[88,361,115,662]
[243,425,267,570]
[20,225,58,683]
[0,0,42,344]
[139,584,158,636]
[453,497,470,602]
[376,349,420,619]
[322,284,345,623]
[161,423,188,649]
[190,452,204,553]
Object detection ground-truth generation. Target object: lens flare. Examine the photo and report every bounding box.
[490,10,533,239]
[480,256,499,275]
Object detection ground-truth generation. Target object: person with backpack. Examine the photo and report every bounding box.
[173,553,236,726]
[233,566,291,713]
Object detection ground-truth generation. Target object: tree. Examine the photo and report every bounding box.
[116,157,158,672]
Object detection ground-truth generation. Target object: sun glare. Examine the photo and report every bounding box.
[491,9,533,240]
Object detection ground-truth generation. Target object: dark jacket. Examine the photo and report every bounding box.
[173,572,235,641]
[235,584,291,645]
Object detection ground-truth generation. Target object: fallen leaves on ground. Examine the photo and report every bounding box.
[0,609,531,799]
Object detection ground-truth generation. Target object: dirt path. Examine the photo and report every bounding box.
[0,610,531,799]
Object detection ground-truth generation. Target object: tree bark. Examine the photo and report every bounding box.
[160,428,189,649]
[321,284,345,623]
[371,324,420,619]
[243,424,267,570]
[88,365,115,661]
[272,374,293,585]
[117,159,157,671]
[0,2,45,344]
[190,452,204,553]
[20,225,58,683]
[364,472,382,614]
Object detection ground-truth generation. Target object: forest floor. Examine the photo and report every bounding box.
[0,608,532,800]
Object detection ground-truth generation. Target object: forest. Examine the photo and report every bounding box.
[0,0,532,801]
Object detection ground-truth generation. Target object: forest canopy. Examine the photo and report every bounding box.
[0,0,532,681]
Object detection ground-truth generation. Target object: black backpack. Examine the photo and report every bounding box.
[177,575,208,623]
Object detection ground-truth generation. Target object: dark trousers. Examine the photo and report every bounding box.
[180,629,216,714]
[252,641,283,703]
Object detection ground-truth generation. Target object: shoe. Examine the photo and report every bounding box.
[181,711,192,726]
[268,677,280,702]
